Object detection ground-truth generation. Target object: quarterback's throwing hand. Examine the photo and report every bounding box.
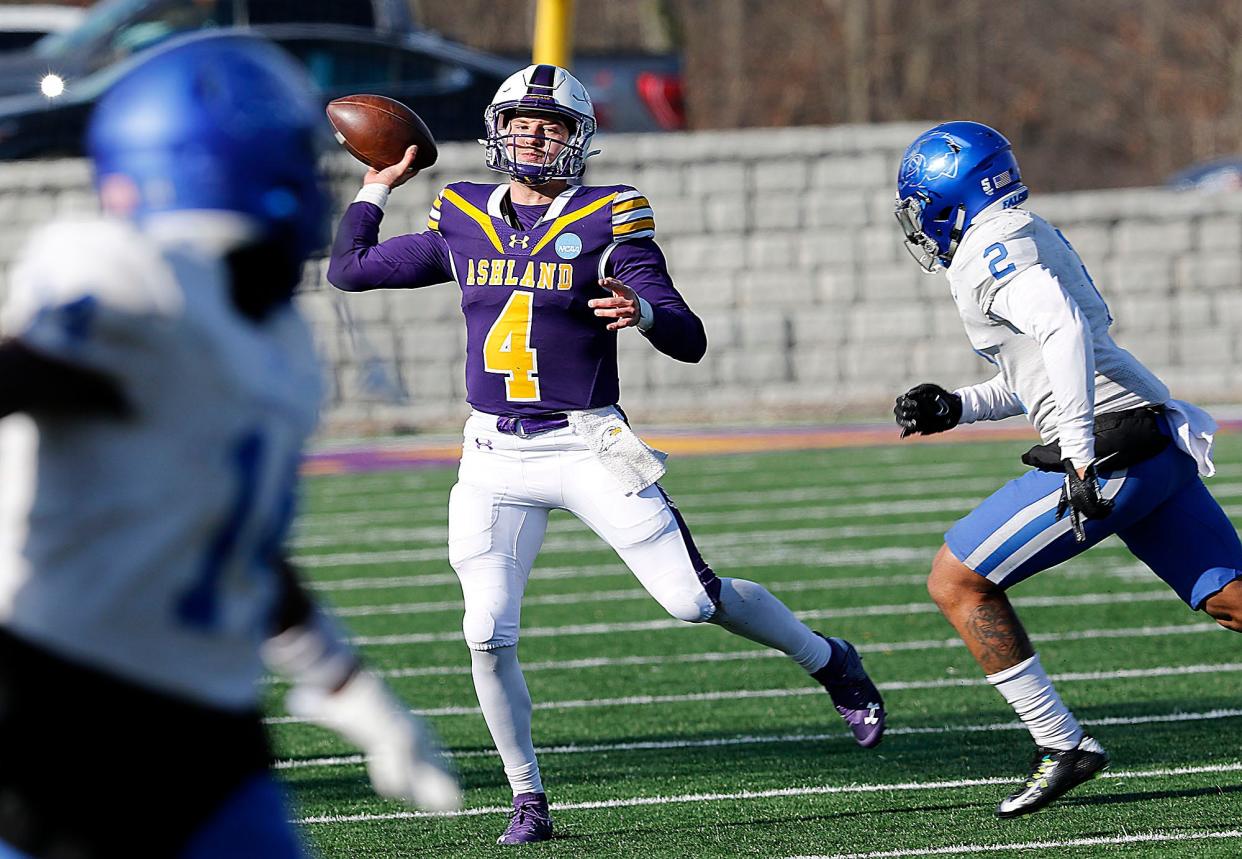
[894,383,963,437]
[364,145,420,189]
[590,277,640,330]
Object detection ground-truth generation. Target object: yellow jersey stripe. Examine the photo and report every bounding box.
[531,192,618,255]
[440,188,504,253]
[427,219,440,232]
[613,217,656,236]
[612,196,651,215]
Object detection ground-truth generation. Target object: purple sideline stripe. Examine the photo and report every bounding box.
[302,418,1242,477]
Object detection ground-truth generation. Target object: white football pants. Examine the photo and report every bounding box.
[447,410,832,796]
[448,410,719,649]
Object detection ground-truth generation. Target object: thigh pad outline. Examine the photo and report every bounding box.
[447,482,501,568]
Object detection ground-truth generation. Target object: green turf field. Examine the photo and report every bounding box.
[278,433,1242,858]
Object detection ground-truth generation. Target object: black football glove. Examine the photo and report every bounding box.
[1055,459,1114,543]
[894,383,963,438]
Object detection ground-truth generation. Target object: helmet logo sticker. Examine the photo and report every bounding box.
[900,133,963,185]
[555,232,582,260]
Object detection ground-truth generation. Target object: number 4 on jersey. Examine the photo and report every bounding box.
[484,291,540,401]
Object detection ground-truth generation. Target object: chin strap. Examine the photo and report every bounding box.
[944,205,968,262]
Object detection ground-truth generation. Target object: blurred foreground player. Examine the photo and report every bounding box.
[0,33,458,859]
[329,64,886,845]
[892,121,1242,818]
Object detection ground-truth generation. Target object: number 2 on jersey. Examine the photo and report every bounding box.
[983,242,1017,279]
[484,291,540,401]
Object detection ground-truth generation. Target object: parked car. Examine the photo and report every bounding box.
[0,4,84,53]
[572,53,685,133]
[1166,157,1242,192]
[0,0,512,158]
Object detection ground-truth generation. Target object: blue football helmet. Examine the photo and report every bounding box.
[87,32,329,268]
[895,121,1028,271]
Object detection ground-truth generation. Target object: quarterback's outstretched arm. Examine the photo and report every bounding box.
[989,267,1096,467]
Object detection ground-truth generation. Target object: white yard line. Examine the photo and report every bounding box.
[307,547,1141,593]
[266,661,1242,723]
[307,546,945,590]
[346,589,1174,646]
[292,497,982,549]
[295,521,959,567]
[331,621,1220,678]
[304,460,992,507]
[275,706,1242,771]
[327,564,1155,617]
[295,761,1242,824]
[295,483,1242,547]
[789,830,1242,859]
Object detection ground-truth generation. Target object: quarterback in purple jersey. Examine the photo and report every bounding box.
[330,64,887,845]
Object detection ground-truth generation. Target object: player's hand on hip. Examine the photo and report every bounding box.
[590,277,640,331]
[364,145,420,189]
[1055,459,1114,543]
[894,382,963,437]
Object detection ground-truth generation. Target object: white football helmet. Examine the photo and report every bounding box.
[482,64,599,185]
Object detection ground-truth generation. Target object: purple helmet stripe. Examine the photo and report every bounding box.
[528,64,557,90]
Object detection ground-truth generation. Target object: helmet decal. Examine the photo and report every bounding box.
[900,133,962,186]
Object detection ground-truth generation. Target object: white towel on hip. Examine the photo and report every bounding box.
[568,407,668,494]
[1164,398,1217,478]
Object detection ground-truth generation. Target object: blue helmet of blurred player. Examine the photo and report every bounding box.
[895,120,1029,272]
[87,32,329,304]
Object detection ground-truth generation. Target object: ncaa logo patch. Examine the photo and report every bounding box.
[555,232,582,260]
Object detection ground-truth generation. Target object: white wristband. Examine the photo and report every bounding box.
[637,296,655,331]
[354,184,391,211]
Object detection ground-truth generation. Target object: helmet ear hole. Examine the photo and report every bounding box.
[934,207,953,222]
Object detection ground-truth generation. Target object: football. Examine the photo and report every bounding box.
[325,94,439,172]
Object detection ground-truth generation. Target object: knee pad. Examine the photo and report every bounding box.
[654,585,717,624]
[462,607,518,651]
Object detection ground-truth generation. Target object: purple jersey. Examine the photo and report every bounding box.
[328,182,706,416]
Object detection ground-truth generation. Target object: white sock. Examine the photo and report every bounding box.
[710,578,833,672]
[987,653,1084,751]
[470,645,544,796]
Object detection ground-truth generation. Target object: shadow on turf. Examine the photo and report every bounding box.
[491,785,1242,850]
[1057,782,1242,811]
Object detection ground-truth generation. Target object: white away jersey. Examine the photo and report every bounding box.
[0,218,322,711]
[946,208,1169,447]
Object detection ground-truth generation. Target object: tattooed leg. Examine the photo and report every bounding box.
[926,544,1035,674]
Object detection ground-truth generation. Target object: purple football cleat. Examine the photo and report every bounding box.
[497,791,553,845]
[811,634,886,748]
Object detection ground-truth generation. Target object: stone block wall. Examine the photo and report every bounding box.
[2,122,1240,432]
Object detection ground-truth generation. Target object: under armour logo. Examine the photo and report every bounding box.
[863,704,881,726]
[508,234,530,249]
[474,437,493,450]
